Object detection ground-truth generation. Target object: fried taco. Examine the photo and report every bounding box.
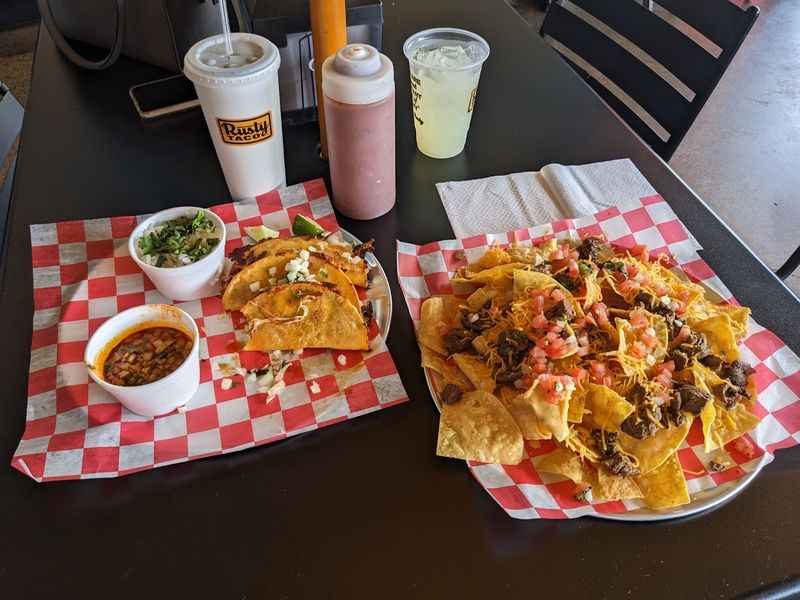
[242,282,368,351]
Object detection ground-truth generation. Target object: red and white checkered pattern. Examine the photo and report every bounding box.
[397,195,800,519]
[13,179,407,482]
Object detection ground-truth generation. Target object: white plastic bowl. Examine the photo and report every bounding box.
[84,304,200,417]
[128,206,226,302]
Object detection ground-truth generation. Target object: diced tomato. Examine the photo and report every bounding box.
[590,362,606,376]
[568,367,588,382]
[652,283,667,296]
[641,333,658,349]
[549,248,565,261]
[629,308,649,329]
[534,361,548,373]
[591,303,610,327]
[619,279,641,295]
[531,313,548,329]
[602,374,613,387]
[567,249,580,261]
[674,299,687,315]
[577,334,589,346]
[655,360,676,374]
[576,345,590,357]
[632,244,649,261]
[568,260,580,278]
[733,436,756,458]
[550,288,566,302]
[549,322,564,334]
[630,341,647,359]
[533,295,545,313]
[530,345,547,360]
[675,325,691,345]
[625,264,639,278]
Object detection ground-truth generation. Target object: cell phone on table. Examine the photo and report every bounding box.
[129,74,200,120]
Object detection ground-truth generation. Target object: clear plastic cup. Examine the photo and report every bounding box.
[403,28,490,159]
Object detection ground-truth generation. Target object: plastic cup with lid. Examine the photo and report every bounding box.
[403,28,490,159]
[184,33,286,200]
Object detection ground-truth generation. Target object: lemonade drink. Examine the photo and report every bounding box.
[403,28,489,159]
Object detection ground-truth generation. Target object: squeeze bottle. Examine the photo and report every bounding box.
[322,44,395,220]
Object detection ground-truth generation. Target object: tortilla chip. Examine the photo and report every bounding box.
[686,301,750,341]
[585,383,634,431]
[420,345,474,392]
[436,391,524,464]
[223,253,359,311]
[692,315,740,362]
[235,236,369,287]
[418,296,451,355]
[618,417,693,474]
[581,271,603,310]
[243,283,369,351]
[708,403,760,451]
[700,399,717,454]
[499,387,552,440]
[466,286,498,311]
[568,387,587,423]
[537,448,589,484]
[473,247,512,270]
[452,353,495,393]
[594,467,643,501]
[512,269,562,297]
[521,375,575,442]
[453,263,529,289]
[635,453,690,510]
[506,243,550,266]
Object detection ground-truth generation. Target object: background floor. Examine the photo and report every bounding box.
[0,1,797,293]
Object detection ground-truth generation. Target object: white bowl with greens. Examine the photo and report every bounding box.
[129,206,226,301]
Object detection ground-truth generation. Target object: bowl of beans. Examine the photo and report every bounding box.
[84,304,200,416]
[129,206,226,301]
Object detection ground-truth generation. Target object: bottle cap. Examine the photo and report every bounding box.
[321,44,394,105]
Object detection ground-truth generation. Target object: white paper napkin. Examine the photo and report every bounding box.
[436,159,658,238]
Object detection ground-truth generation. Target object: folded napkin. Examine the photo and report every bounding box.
[437,159,658,238]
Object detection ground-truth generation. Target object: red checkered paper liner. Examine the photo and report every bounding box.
[397,195,800,519]
[13,179,407,482]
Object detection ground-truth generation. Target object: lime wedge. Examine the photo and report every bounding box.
[292,214,328,237]
[244,225,279,241]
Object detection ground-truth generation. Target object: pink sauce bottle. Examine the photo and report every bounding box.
[322,44,395,220]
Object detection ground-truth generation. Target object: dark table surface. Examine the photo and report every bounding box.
[2,1,799,598]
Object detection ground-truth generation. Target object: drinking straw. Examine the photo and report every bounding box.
[218,0,234,59]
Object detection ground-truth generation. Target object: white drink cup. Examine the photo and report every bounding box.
[403,28,490,159]
[185,33,286,200]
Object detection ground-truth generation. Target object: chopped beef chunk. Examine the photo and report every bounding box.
[461,310,494,333]
[444,328,475,355]
[603,453,641,478]
[722,360,752,388]
[634,292,657,309]
[588,328,610,347]
[351,239,375,257]
[621,415,659,440]
[361,301,374,327]
[590,429,641,477]
[495,368,522,384]
[544,299,575,322]
[674,384,710,415]
[554,273,579,292]
[497,329,531,358]
[667,396,685,426]
[709,460,727,473]
[441,384,463,405]
[578,237,609,261]
[700,354,724,372]
[668,317,685,340]
[714,384,742,409]
[670,328,709,369]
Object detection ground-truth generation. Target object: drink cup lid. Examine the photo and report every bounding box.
[184,33,280,88]
[322,44,394,105]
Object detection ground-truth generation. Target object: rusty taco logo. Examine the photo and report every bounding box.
[217,112,273,145]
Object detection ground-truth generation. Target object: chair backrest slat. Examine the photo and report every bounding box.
[542,2,690,137]
[569,0,718,94]
[561,54,669,157]
[657,0,758,52]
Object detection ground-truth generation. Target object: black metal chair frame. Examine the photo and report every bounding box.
[0,81,25,288]
[540,0,759,162]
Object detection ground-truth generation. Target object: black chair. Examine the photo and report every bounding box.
[540,0,759,161]
[776,247,800,281]
[0,81,25,276]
